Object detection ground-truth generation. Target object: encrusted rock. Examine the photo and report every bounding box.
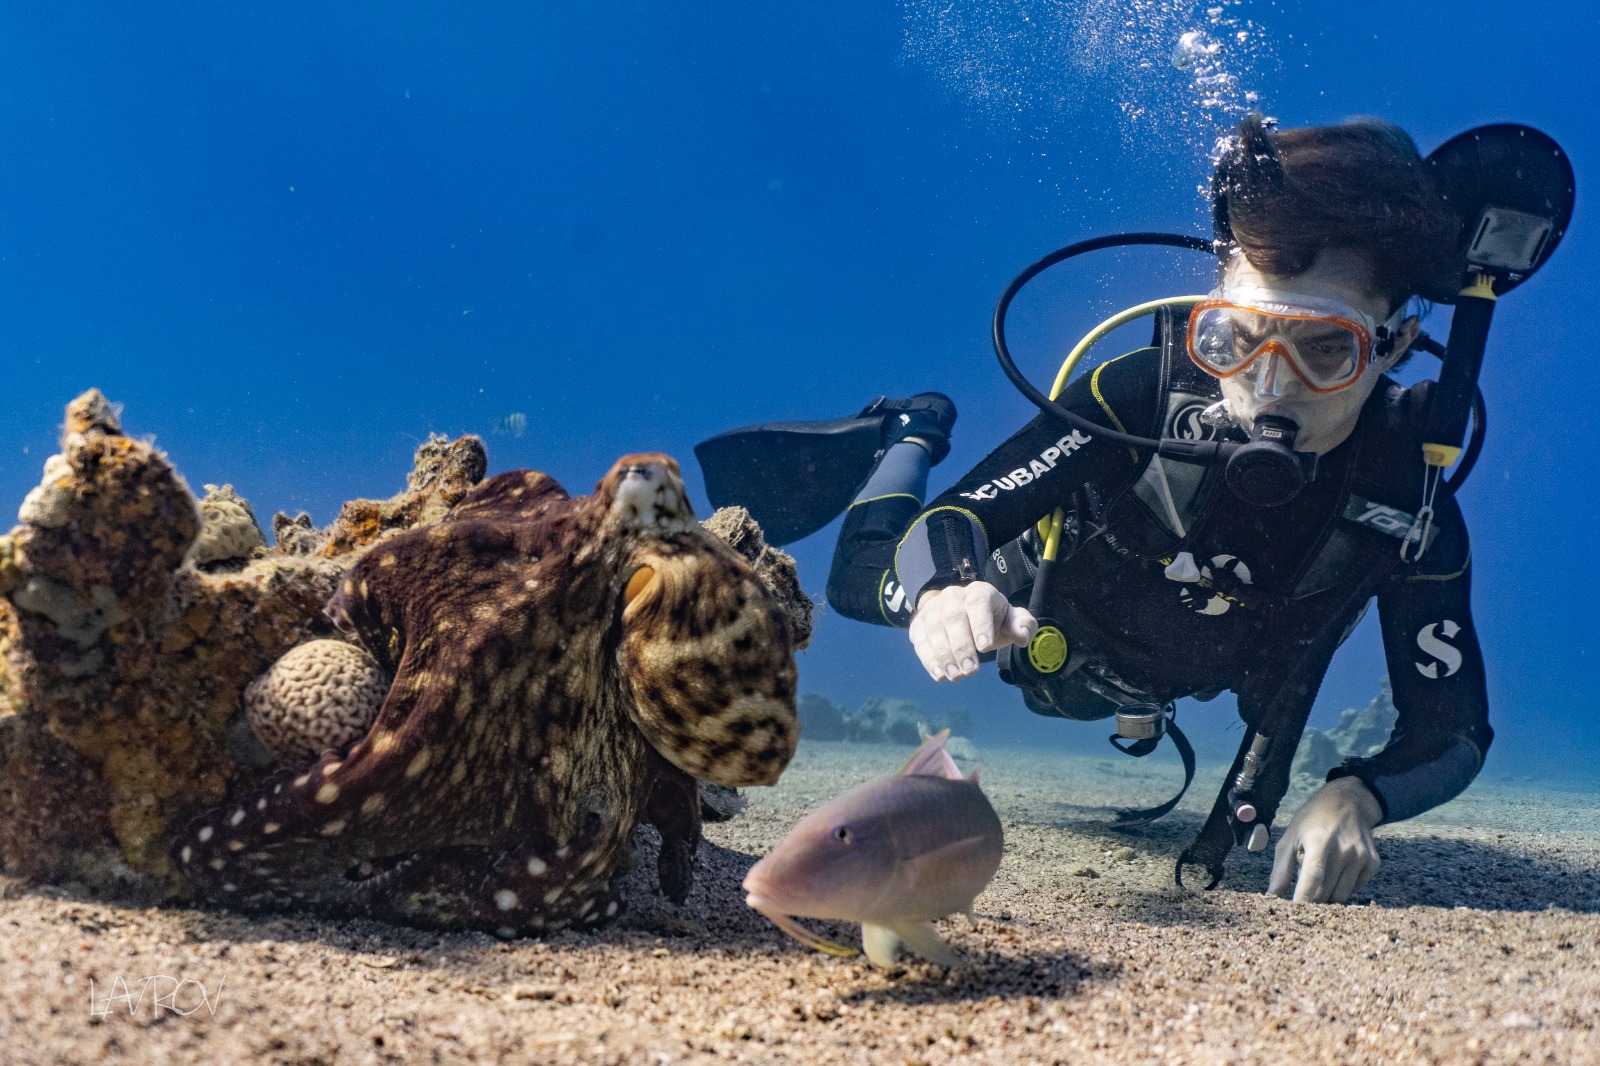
[319,433,488,557]
[191,484,266,566]
[798,693,847,741]
[1290,679,1399,797]
[0,392,488,887]
[700,505,812,650]
[244,639,390,764]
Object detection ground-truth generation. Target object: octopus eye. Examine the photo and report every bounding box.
[623,566,657,608]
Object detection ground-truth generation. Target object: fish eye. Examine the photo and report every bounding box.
[832,825,851,843]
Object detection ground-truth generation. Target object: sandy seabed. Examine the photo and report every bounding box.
[1,741,1596,1065]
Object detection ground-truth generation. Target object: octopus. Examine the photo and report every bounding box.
[169,454,800,937]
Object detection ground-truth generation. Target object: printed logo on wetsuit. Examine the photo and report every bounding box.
[957,430,1093,503]
[1414,620,1464,679]
[1169,400,1222,442]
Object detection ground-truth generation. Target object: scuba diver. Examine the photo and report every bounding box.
[696,114,1573,901]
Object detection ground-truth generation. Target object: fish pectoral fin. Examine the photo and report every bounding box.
[902,834,996,884]
[861,923,901,968]
[896,729,962,780]
[890,920,964,969]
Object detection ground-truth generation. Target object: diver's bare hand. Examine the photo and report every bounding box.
[909,581,1036,682]
[1268,776,1383,903]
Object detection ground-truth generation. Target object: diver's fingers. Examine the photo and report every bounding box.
[1353,849,1381,896]
[1328,861,1363,904]
[1292,836,1333,903]
[936,588,980,678]
[908,599,949,682]
[1002,605,1038,648]
[966,584,1002,654]
[1267,833,1300,898]
[914,595,959,682]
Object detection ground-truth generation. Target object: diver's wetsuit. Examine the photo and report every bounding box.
[825,344,1491,826]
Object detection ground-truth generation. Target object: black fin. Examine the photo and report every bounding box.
[693,413,886,547]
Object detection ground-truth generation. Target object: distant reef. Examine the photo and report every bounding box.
[797,693,978,761]
[1288,679,1399,801]
[0,390,809,899]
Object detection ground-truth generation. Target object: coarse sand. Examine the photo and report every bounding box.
[1,741,1596,1065]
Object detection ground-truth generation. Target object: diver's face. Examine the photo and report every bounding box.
[1215,249,1419,455]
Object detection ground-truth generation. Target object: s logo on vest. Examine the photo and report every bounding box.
[1169,400,1221,442]
[1174,553,1252,616]
[1414,620,1464,679]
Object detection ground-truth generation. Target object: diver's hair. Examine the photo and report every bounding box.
[1211,114,1461,308]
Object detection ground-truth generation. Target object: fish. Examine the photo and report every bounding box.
[493,412,529,438]
[742,730,1003,968]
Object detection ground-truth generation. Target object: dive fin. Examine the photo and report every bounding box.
[861,923,901,968]
[889,920,964,968]
[897,729,962,780]
[693,408,887,547]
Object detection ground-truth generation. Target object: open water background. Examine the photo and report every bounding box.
[0,1,1594,782]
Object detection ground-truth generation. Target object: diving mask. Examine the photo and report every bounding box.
[1187,285,1405,394]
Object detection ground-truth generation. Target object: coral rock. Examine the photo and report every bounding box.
[191,484,267,567]
[0,392,489,887]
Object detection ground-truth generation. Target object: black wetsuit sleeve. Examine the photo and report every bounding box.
[1331,495,1492,823]
[893,350,1158,605]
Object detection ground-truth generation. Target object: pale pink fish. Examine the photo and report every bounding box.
[742,730,1003,968]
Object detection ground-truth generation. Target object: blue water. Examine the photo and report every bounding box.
[1,2,1595,779]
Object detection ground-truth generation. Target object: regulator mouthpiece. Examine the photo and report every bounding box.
[1225,415,1315,507]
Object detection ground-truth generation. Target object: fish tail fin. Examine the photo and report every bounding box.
[891,920,964,968]
[861,923,901,968]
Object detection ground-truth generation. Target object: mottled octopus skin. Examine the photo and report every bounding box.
[170,455,799,936]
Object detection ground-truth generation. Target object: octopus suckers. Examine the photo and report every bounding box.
[315,782,341,805]
[405,748,432,778]
[320,819,347,836]
[525,856,547,876]
[494,889,519,912]
[197,826,214,843]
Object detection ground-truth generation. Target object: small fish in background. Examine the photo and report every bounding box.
[743,730,1003,969]
[492,412,528,438]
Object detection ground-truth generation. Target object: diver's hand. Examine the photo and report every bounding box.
[1268,776,1383,903]
[909,581,1036,682]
